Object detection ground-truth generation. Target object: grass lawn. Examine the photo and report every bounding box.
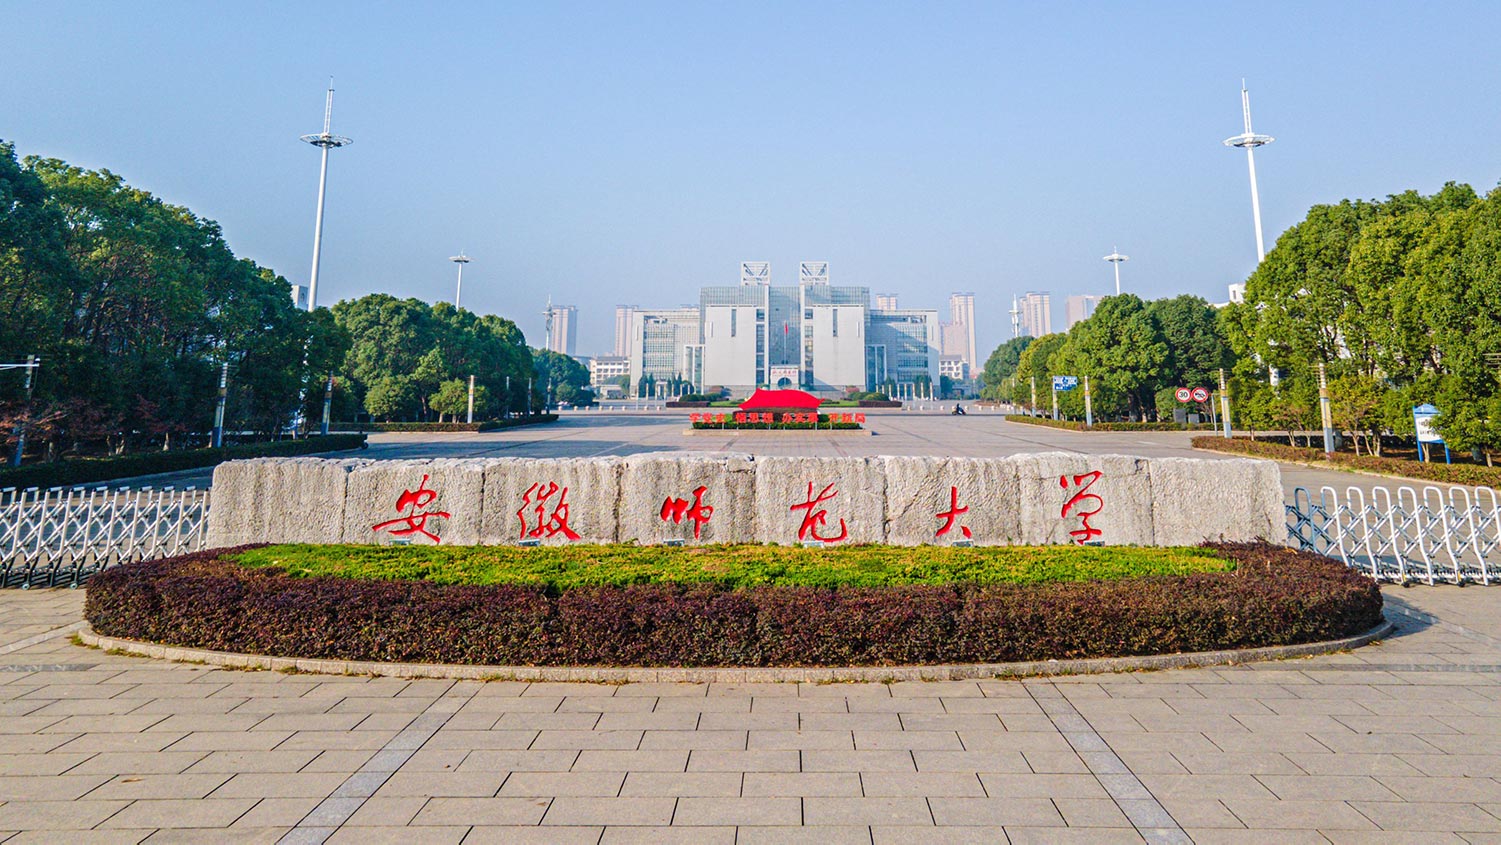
[231,544,1232,591]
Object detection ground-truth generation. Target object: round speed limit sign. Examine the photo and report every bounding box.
[1175,387,1192,402]
[1191,387,1210,402]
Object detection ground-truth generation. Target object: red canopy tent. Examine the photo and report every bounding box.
[738,389,822,412]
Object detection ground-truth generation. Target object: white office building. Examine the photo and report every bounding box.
[618,263,940,398]
[612,305,637,356]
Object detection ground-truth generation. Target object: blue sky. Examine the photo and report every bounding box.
[6,1,1500,359]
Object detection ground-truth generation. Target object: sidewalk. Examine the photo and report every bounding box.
[1,587,1499,843]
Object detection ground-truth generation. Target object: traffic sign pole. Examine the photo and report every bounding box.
[1084,376,1093,427]
[1051,381,1058,421]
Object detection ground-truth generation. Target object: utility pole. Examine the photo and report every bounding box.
[7,355,40,467]
[467,374,475,424]
[1029,376,1038,417]
[212,362,229,448]
[320,374,334,436]
[1084,376,1094,427]
[505,375,511,418]
[1051,379,1059,421]
[1318,362,1335,455]
[299,80,353,312]
[527,376,533,415]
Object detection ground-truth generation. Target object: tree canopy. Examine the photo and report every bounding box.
[331,295,535,421]
[0,143,347,456]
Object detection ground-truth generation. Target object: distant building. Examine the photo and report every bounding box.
[941,291,977,370]
[1018,291,1052,337]
[939,355,969,380]
[588,355,630,394]
[613,305,637,356]
[545,303,578,356]
[618,262,940,397]
[291,284,309,311]
[625,307,702,391]
[875,293,900,310]
[1064,294,1102,329]
[1228,283,1246,304]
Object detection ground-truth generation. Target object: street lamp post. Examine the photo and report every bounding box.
[212,362,229,448]
[299,81,353,312]
[1223,82,1275,262]
[5,355,40,467]
[320,373,334,436]
[1103,249,1129,295]
[450,252,470,308]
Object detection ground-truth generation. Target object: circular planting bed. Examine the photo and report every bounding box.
[83,542,1384,676]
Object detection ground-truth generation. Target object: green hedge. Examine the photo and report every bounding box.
[1006,415,1217,432]
[86,542,1383,668]
[232,543,1234,589]
[0,434,367,491]
[335,415,558,433]
[1192,436,1501,487]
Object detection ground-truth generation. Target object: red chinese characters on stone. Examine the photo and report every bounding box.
[371,474,450,544]
[935,486,972,539]
[790,482,849,543]
[1059,471,1104,544]
[660,485,714,539]
[517,482,582,541]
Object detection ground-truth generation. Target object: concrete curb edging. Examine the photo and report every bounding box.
[76,618,1395,683]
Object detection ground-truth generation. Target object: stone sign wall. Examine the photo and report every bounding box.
[204,452,1283,549]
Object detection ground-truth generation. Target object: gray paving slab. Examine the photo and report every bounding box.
[8,426,1501,842]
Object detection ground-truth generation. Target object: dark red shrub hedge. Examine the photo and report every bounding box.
[85,543,1382,667]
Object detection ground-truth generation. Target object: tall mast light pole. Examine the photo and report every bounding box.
[450,251,470,308]
[1103,248,1129,296]
[300,80,353,312]
[1223,81,1275,262]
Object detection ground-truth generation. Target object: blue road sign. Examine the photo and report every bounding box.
[1052,376,1078,391]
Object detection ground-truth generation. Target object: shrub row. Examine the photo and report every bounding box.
[0,434,367,491]
[1192,436,1501,487]
[86,543,1382,667]
[1005,415,1217,432]
[230,542,1233,589]
[334,415,559,433]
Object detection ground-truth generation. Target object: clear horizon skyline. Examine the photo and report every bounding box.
[6,1,1500,361]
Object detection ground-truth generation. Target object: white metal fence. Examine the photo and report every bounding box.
[1287,484,1499,585]
[0,486,209,588]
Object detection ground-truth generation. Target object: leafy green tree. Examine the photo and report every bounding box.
[1148,295,1229,390]
[364,376,420,421]
[978,336,1032,401]
[1067,295,1167,420]
[532,348,590,405]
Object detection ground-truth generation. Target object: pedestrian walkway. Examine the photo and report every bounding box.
[1,587,1500,843]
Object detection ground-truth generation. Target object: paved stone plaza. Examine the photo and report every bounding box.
[2,588,1500,843]
[6,412,1493,843]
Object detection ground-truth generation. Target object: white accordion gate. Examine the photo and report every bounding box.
[0,486,209,588]
[1287,484,1500,585]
